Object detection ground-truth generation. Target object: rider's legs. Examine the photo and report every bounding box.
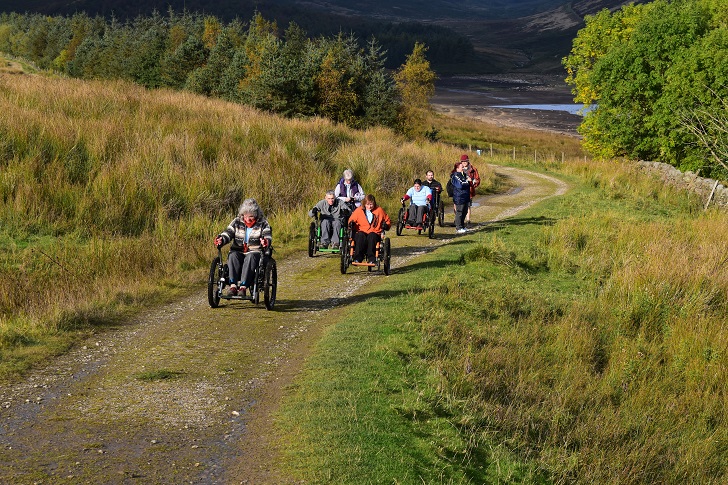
[227,250,245,285]
[240,251,262,289]
[320,217,334,246]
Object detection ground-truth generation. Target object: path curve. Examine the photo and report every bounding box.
[0,165,567,484]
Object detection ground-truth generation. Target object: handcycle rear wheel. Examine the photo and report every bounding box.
[208,256,222,308]
[264,259,277,310]
[382,237,391,275]
[340,235,349,274]
[308,221,317,257]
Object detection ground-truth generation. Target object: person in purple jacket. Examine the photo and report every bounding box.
[334,169,366,213]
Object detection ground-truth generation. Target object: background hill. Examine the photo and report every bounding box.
[1,0,646,73]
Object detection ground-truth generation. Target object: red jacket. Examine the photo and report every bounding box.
[467,165,481,197]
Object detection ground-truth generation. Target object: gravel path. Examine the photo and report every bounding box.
[0,165,567,484]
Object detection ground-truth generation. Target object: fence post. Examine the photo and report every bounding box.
[705,180,720,210]
[490,143,493,157]
[513,147,516,160]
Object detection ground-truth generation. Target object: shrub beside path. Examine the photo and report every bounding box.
[0,165,567,483]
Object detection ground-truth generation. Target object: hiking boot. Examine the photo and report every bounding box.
[331,242,339,249]
[319,243,329,249]
[228,284,238,296]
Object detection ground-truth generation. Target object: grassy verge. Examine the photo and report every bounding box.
[276,158,728,483]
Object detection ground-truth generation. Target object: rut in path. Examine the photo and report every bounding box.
[0,166,567,484]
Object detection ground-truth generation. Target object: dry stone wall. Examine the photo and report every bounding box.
[637,161,728,208]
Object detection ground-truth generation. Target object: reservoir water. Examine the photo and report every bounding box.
[491,104,590,115]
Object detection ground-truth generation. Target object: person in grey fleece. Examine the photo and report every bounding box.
[308,190,350,248]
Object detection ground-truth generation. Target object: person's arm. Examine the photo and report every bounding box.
[381,210,392,231]
[308,201,321,217]
[353,184,366,201]
[471,167,481,188]
[402,189,411,202]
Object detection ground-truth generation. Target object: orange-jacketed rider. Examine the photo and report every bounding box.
[348,194,391,264]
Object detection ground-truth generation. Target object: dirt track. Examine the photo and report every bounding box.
[0,166,567,484]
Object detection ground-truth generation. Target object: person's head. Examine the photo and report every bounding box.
[325,190,336,205]
[363,193,377,211]
[238,198,263,227]
[413,178,422,191]
[425,170,434,182]
[460,154,470,171]
[343,169,354,183]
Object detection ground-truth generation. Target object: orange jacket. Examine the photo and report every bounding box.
[349,206,391,235]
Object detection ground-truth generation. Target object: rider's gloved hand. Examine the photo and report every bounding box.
[214,236,223,247]
[400,197,405,204]
[311,207,319,216]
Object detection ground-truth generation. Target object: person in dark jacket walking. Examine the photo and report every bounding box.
[450,156,472,233]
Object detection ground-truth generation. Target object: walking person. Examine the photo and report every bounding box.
[461,154,480,225]
[450,156,472,234]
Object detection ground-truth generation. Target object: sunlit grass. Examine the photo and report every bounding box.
[0,72,498,380]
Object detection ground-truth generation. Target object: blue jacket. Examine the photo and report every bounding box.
[450,171,471,205]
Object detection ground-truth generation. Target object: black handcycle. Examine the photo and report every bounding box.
[433,189,445,227]
[340,222,391,275]
[208,246,277,310]
[395,200,436,238]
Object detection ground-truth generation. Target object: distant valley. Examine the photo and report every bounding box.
[2,0,646,74]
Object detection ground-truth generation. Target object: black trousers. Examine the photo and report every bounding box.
[354,232,381,262]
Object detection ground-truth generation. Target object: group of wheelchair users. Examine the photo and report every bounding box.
[212,155,480,297]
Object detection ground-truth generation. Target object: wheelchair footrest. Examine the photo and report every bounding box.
[351,261,376,267]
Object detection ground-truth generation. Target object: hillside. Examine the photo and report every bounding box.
[0,0,647,73]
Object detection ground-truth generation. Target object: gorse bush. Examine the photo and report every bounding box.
[0,72,480,379]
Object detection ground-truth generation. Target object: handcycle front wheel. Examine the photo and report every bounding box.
[396,208,404,236]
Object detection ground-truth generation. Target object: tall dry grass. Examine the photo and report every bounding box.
[414,159,727,483]
[0,72,490,377]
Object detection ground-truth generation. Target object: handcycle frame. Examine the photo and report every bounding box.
[308,212,348,257]
[340,222,391,275]
[433,189,445,227]
[396,200,436,238]
[208,245,277,310]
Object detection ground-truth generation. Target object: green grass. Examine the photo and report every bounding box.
[276,159,728,483]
